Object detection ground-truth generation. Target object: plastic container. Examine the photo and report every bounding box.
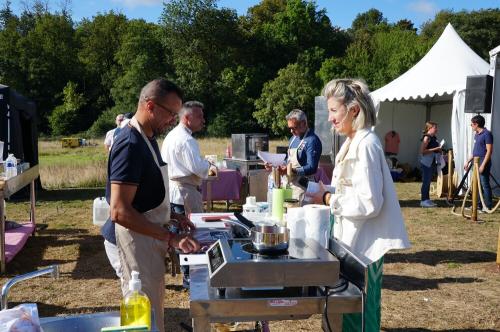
[93,197,110,227]
[5,154,17,178]
[120,271,151,330]
[266,173,274,214]
[243,196,258,213]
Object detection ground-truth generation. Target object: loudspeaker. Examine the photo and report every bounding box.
[464,75,493,113]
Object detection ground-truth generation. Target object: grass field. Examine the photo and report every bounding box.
[38,138,288,189]
[1,139,499,331]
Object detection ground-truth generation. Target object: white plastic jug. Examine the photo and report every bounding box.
[93,197,110,227]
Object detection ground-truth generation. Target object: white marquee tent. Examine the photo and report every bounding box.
[370,23,490,181]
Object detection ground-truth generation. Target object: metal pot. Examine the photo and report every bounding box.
[229,213,290,253]
[251,224,290,253]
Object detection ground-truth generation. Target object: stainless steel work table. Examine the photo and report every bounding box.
[189,264,362,332]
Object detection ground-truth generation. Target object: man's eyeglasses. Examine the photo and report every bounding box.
[154,102,178,118]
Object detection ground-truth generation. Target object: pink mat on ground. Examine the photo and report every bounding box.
[5,223,35,263]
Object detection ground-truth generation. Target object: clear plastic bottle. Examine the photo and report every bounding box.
[267,172,274,214]
[120,271,151,330]
[5,154,17,178]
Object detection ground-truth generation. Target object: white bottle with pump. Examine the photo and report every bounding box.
[120,271,151,330]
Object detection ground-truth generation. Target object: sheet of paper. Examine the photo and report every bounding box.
[439,139,445,147]
[257,151,286,167]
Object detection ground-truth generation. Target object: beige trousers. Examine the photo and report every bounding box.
[116,224,168,332]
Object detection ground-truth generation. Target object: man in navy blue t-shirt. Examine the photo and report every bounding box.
[464,114,493,210]
[103,78,200,332]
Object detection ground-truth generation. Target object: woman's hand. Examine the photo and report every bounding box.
[306,181,328,205]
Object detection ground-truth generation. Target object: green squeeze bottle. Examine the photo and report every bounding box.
[120,271,151,330]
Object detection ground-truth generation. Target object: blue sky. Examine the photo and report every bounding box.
[8,0,500,29]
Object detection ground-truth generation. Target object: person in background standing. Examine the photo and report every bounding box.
[266,109,322,202]
[308,78,410,332]
[419,121,441,208]
[161,101,216,289]
[104,114,124,151]
[106,78,200,332]
[464,114,493,210]
[161,101,216,216]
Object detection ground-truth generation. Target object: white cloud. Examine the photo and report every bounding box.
[408,0,438,15]
[111,0,163,8]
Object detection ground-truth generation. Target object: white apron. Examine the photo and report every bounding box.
[115,117,170,332]
[288,131,314,202]
[171,174,204,214]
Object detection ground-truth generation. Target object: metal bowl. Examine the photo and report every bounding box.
[251,225,290,252]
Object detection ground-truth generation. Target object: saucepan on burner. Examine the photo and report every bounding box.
[227,213,290,254]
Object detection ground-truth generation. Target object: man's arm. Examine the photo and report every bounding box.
[182,140,210,178]
[479,143,493,173]
[110,182,200,252]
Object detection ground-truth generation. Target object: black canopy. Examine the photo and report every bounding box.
[0,84,38,167]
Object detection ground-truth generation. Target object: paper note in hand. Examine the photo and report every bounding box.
[257,151,286,167]
[439,139,445,147]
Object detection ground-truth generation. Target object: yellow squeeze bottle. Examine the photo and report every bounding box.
[120,271,151,330]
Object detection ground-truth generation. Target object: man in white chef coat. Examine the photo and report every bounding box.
[161,101,215,215]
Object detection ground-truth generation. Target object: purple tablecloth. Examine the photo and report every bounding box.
[202,169,243,201]
[314,166,331,185]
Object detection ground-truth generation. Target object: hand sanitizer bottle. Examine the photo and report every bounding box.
[120,271,151,330]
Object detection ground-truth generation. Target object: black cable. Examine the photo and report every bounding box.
[323,277,349,332]
[447,160,472,205]
[325,273,366,332]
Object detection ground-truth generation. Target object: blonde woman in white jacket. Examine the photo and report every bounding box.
[309,79,410,332]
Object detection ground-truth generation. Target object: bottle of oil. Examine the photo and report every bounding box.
[120,271,151,330]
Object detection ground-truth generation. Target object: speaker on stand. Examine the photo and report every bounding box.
[464,75,493,114]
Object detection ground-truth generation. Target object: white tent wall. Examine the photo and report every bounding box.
[374,102,427,166]
[374,100,454,167]
[490,47,500,196]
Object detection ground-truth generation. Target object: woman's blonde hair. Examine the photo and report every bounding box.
[422,121,437,135]
[322,78,376,130]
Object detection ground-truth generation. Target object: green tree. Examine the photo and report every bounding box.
[351,8,387,31]
[0,5,23,88]
[421,9,500,59]
[160,0,244,124]
[254,62,318,136]
[76,12,128,124]
[49,81,86,135]
[318,12,427,90]
[208,65,260,136]
[111,19,167,115]
[15,10,80,132]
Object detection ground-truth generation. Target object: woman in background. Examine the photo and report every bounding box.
[419,121,441,208]
[309,78,410,332]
